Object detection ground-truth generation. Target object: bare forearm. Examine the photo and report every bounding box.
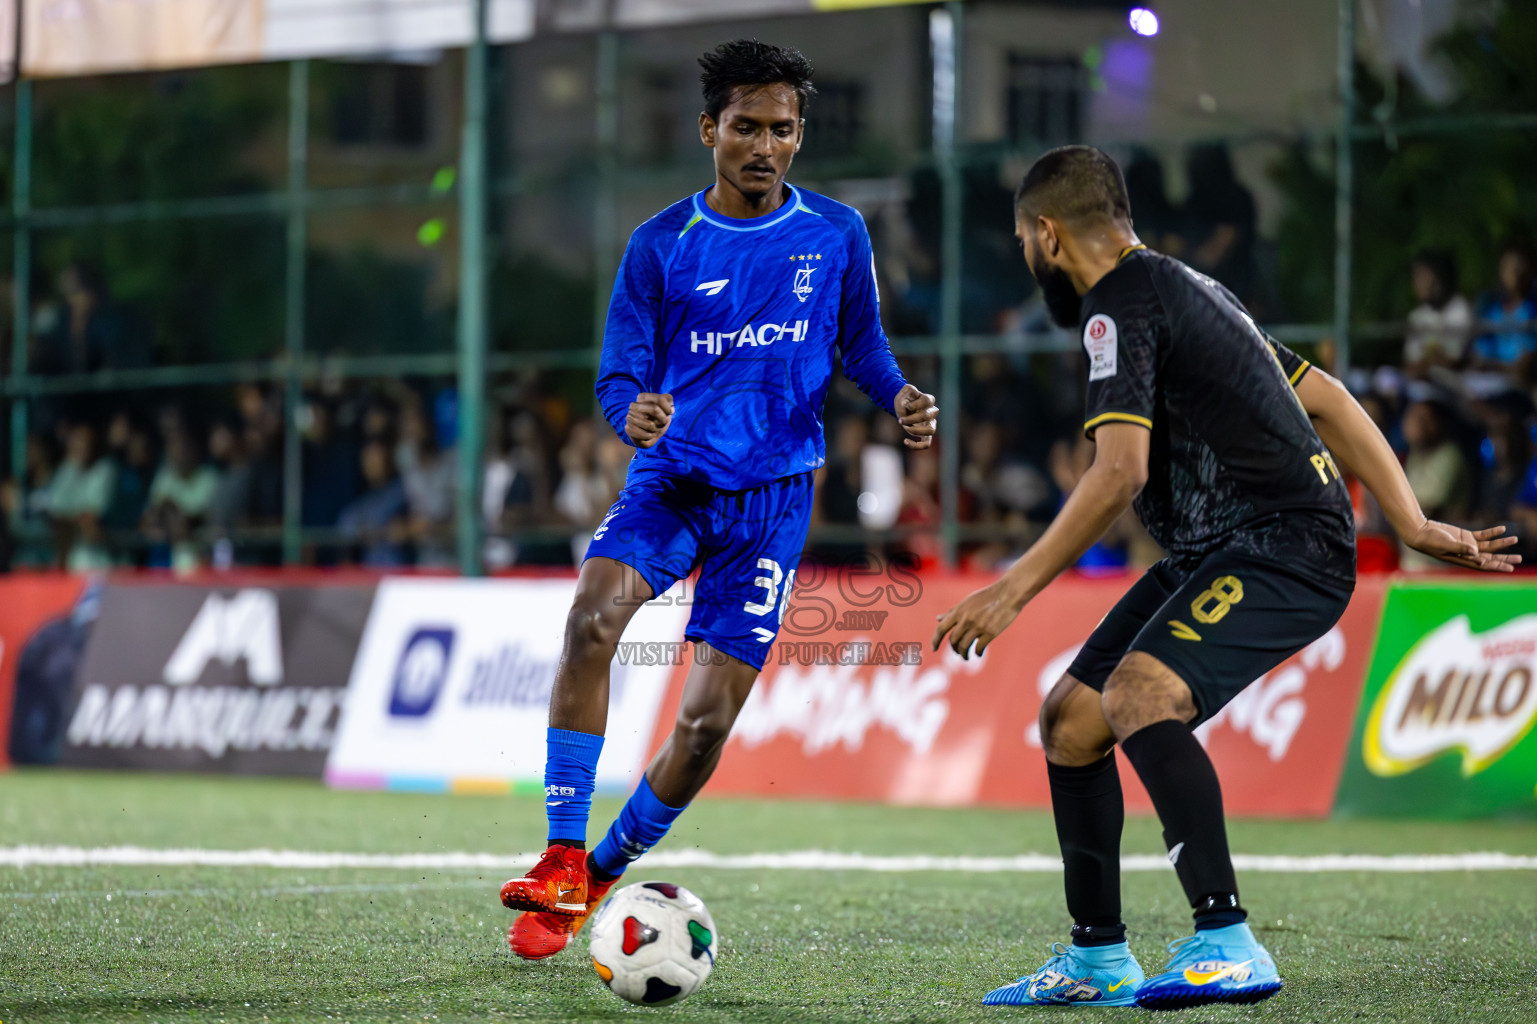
[1303,372,1424,535]
[1001,464,1137,604]
[930,423,1152,659]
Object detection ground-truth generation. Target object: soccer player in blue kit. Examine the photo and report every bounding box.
[499,40,938,959]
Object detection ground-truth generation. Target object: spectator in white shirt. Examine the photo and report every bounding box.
[48,422,116,572]
[1404,249,1473,378]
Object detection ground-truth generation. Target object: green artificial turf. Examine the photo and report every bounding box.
[1,770,1535,1023]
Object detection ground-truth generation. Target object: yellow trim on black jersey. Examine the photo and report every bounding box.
[1083,411,1154,438]
[1116,243,1148,262]
[1288,360,1311,386]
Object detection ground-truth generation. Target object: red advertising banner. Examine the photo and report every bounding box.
[976,574,1387,817]
[655,569,1387,817]
[0,574,88,768]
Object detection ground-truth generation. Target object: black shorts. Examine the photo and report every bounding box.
[1066,548,1353,725]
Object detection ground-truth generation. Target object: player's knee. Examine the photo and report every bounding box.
[564,600,625,655]
[1098,681,1134,737]
[673,709,731,761]
[1040,679,1110,765]
[1037,683,1069,756]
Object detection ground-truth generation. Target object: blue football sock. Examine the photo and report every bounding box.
[591,775,686,879]
[544,727,604,845]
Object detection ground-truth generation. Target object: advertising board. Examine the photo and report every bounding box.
[326,578,690,793]
[687,568,1385,816]
[0,575,89,766]
[1335,581,1537,819]
[62,583,373,775]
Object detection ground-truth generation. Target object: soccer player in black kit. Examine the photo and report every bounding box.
[933,146,1519,1010]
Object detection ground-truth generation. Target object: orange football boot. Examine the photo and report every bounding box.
[508,868,617,961]
[499,845,588,915]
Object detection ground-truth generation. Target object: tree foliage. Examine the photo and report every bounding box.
[17,64,455,365]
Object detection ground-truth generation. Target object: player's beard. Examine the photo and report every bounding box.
[1030,255,1083,329]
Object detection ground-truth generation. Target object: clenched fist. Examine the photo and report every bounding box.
[626,392,674,449]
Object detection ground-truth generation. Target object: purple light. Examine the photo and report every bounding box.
[1129,7,1159,36]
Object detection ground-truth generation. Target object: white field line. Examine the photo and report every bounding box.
[1,846,1535,873]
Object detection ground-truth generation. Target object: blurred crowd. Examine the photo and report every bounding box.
[1338,239,1537,570]
[0,371,643,573]
[861,233,1537,574]
[867,146,1272,340]
[4,209,1535,577]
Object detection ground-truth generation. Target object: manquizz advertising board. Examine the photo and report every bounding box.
[62,584,374,775]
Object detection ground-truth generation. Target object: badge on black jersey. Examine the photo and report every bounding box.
[1084,314,1118,380]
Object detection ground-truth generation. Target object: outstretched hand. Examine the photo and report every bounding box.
[930,579,1024,660]
[1404,521,1521,573]
[894,384,938,450]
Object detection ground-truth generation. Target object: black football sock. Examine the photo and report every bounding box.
[1119,719,1247,931]
[1192,894,1247,930]
[586,853,621,884]
[550,839,585,850]
[1047,755,1127,947]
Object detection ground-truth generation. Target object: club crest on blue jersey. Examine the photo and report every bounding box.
[793,265,816,302]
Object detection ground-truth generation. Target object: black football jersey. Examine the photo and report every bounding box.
[1079,248,1355,579]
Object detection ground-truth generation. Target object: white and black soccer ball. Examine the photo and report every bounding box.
[588,881,717,1006]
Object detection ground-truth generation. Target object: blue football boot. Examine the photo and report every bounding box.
[1135,923,1282,1010]
[983,941,1144,1007]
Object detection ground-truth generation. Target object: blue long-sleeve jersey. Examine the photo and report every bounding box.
[596,183,908,491]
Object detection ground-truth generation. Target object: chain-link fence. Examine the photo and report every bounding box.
[2,0,1533,576]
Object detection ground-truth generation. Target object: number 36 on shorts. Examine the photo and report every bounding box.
[742,556,795,627]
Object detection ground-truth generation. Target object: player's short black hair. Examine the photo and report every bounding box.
[1015,145,1132,228]
[698,39,816,123]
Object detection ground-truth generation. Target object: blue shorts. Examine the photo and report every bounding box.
[584,469,813,671]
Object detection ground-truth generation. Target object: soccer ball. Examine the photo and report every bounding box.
[588,880,717,1006]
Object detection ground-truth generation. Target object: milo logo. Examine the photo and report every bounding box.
[1363,613,1537,777]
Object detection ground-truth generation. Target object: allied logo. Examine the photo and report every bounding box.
[1083,314,1118,381]
[1364,613,1537,777]
[695,279,729,296]
[388,627,455,718]
[793,265,816,302]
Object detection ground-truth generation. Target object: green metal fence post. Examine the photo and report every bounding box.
[592,31,619,367]
[456,0,490,577]
[282,60,309,566]
[10,80,31,485]
[932,4,963,567]
[1333,0,1355,375]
